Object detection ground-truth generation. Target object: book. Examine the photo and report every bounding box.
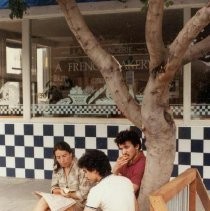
[34,191,76,211]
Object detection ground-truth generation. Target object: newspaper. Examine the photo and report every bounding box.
[34,191,76,211]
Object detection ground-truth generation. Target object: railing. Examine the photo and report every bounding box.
[149,168,210,211]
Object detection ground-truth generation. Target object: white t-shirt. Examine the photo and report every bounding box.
[86,174,135,211]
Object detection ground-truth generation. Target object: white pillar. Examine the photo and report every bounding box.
[22,19,31,120]
[183,8,191,124]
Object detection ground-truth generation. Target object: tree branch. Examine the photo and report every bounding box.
[146,0,166,70]
[57,0,142,128]
[160,3,210,82]
[182,35,210,65]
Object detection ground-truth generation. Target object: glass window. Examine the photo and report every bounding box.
[30,10,183,118]
[191,9,210,119]
[0,21,23,116]
[6,45,22,74]
[191,59,210,119]
[164,9,183,119]
[169,72,183,119]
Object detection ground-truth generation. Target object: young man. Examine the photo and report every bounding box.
[112,129,146,198]
[78,149,138,211]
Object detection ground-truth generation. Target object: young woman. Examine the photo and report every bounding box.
[33,141,94,211]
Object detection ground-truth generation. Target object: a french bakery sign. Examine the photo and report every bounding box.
[52,43,149,73]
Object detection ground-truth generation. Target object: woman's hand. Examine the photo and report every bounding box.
[52,188,62,195]
[60,189,69,197]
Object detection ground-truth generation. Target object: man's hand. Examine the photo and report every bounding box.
[112,154,129,174]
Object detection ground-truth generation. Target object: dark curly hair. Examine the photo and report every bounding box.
[78,149,111,178]
[53,141,74,172]
[114,129,142,150]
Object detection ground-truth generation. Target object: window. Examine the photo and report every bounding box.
[29,10,184,118]
[6,44,22,74]
[0,21,23,116]
[191,9,210,119]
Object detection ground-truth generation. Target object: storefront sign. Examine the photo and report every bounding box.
[53,43,149,74]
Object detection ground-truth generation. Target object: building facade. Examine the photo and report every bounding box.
[0,0,209,190]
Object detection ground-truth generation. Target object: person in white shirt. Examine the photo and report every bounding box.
[78,149,139,211]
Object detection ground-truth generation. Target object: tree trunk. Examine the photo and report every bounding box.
[139,76,176,210]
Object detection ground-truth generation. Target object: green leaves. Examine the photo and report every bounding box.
[139,0,174,9]
[165,0,174,7]
[8,0,29,19]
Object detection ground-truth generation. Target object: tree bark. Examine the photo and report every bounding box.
[146,0,166,69]
[163,4,210,82]
[139,2,210,210]
[140,75,176,210]
[183,35,210,65]
[140,1,176,209]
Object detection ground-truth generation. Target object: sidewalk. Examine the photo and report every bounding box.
[0,177,50,211]
[0,176,207,211]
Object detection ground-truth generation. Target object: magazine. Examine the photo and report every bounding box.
[34,191,76,211]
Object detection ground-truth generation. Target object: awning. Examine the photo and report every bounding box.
[0,0,109,9]
[0,0,57,9]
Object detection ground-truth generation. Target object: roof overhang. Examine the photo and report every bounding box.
[0,0,208,21]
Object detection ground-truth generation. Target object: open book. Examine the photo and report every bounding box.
[34,191,76,211]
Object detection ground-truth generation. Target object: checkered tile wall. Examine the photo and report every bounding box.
[0,123,209,190]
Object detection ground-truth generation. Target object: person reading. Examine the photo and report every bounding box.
[33,141,94,211]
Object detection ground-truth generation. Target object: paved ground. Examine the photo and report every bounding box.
[0,176,208,211]
[0,177,50,211]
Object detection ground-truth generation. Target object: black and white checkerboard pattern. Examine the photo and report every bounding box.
[170,105,183,117]
[0,123,209,190]
[33,104,122,116]
[191,105,210,117]
[1,104,210,118]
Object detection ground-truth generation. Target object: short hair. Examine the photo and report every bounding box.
[78,149,111,177]
[114,129,142,149]
[53,141,74,172]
